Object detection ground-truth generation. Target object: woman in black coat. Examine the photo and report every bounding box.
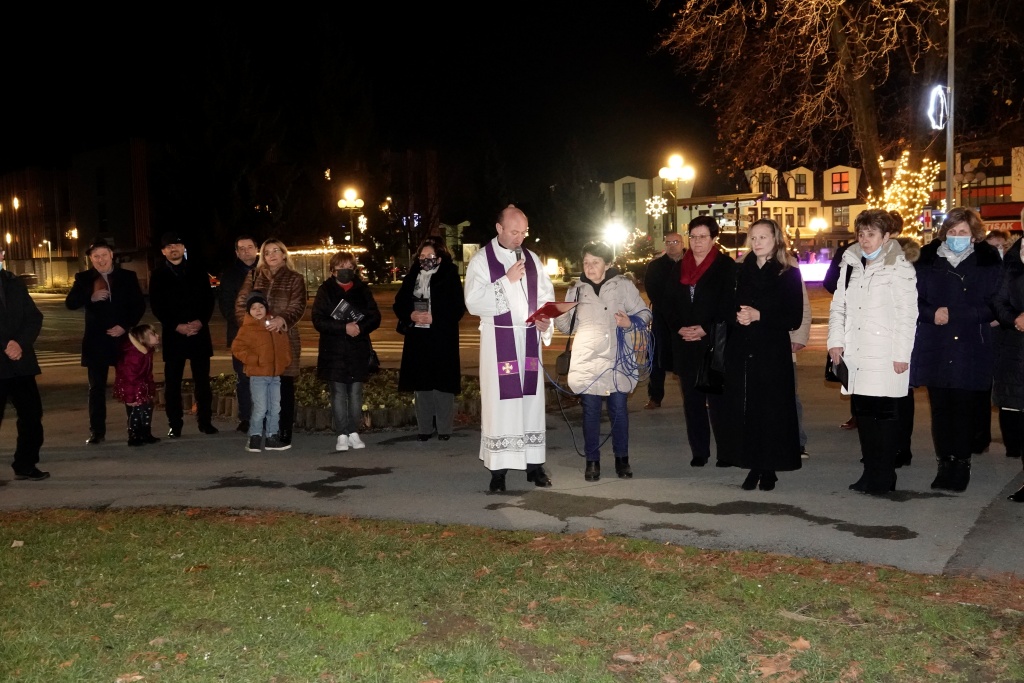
[719,219,804,491]
[910,207,1002,492]
[662,216,736,467]
[311,251,382,452]
[991,237,1024,501]
[394,237,465,440]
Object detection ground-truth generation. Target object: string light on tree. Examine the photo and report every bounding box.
[866,150,941,234]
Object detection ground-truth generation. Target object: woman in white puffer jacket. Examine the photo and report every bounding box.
[555,241,651,483]
[827,209,918,495]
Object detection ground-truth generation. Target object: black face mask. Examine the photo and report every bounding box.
[419,257,439,271]
[335,269,355,284]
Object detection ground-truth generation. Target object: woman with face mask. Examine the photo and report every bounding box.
[393,237,465,441]
[311,251,382,452]
[827,210,918,495]
[910,207,1002,492]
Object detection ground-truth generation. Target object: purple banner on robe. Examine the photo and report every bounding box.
[484,241,541,400]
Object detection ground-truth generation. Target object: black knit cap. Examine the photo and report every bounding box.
[246,290,269,313]
[160,232,185,248]
[85,238,113,255]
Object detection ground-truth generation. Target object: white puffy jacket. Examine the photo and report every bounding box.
[554,274,652,396]
[827,239,917,397]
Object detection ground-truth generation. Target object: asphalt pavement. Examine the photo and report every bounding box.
[3,341,1024,581]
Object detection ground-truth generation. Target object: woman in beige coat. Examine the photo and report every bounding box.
[235,239,307,445]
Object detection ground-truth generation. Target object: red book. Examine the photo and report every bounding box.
[525,301,577,323]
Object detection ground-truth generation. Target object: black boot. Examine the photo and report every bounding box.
[1009,484,1024,502]
[615,457,632,479]
[863,418,898,494]
[489,469,507,492]
[947,457,972,492]
[851,415,877,491]
[584,461,600,482]
[758,470,777,491]
[526,465,552,487]
[931,456,954,490]
[741,470,759,490]
[279,428,292,446]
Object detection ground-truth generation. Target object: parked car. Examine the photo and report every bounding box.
[16,273,38,287]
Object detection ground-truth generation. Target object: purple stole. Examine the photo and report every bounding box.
[484,241,540,400]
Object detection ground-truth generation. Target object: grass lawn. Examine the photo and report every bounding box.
[2,509,1023,682]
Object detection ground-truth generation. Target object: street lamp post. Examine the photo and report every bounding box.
[658,154,696,234]
[40,239,52,287]
[604,220,628,263]
[337,188,365,245]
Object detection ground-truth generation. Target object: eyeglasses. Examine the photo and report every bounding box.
[665,240,682,245]
[264,248,283,255]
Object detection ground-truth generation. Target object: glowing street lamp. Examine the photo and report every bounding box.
[658,154,696,232]
[604,220,629,262]
[337,188,365,245]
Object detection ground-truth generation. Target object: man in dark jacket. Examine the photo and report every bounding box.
[150,232,218,437]
[642,231,685,408]
[65,238,146,444]
[0,246,48,480]
[217,235,259,433]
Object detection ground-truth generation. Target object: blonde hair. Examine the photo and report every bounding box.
[256,238,293,273]
[129,323,156,344]
[746,218,792,271]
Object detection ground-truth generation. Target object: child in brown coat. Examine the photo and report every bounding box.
[231,291,293,451]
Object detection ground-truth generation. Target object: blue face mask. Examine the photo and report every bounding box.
[946,236,971,254]
[864,245,883,260]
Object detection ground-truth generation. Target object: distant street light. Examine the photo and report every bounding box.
[604,220,629,262]
[338,188,365,245]
[658,154,696,233]
[40,238,52,287]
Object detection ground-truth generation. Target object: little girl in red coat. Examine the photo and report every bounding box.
[113,324,161,446]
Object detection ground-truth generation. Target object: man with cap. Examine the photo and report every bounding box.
[65,237,146,444]
[0,245,48,480]
[217,235,259,434]
[149,232,218,437]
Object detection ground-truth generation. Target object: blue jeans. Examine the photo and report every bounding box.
[330,381,364,435]
[249,376,281,437]
[580,391,629,462]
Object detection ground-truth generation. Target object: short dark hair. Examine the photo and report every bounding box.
[581,241,613,264]
[234,234,258,249]
[688,215,719,238]
[416,236,451,260]
[854,209,896,236]
[329,250,357,270]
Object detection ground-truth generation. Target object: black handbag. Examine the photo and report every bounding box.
[825,354,848,389]
[368,345,381,374]
[694,321,727,394]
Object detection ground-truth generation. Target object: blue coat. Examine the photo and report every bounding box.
[909,240,1001,391]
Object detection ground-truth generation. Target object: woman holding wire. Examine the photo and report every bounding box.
[554,241,651,482]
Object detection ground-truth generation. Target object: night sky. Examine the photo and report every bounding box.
[1,3,718,193]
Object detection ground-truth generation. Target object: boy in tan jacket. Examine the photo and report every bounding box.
[231,291,293,451]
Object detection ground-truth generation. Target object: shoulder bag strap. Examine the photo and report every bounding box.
[564,287,581,351]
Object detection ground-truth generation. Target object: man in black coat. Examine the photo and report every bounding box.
[65,238,146,444]
[217,234,259,433]
[642,231,685,408]
[0,246,48,480]
[150,232,218,437]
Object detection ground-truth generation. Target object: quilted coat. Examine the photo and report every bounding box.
[235,266,307,378]
[231,315,293,377]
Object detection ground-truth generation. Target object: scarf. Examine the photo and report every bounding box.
[937,240,975,269]
[679,247,718,286]
[484,240,539,400]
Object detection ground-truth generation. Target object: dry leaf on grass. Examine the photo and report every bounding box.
[687,659,702,672]
[789,637,811,651]
[11,540,24,547]
[115,674,145,683]
[778,609,824,623]
[584,528,605,541]
[751,653,792,676]
[29,579,49,588]
[839,661,863,681]
[148,637,170,646]
[662,675,681,683]
[613,651,642,663]
[183,564,209,573]
[474,566,491,579]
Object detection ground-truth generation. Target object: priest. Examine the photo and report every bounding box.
[465,205,556,492]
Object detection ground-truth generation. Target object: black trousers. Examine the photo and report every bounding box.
[280,375,295,434]
[0,375,44,474]
[87,364,111,435]
[647,320,672,403]
[680,378,726,463]
[164,355,213,428]
[928,386,988,461]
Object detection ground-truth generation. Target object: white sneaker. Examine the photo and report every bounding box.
[335,434,349,452]
[348,432,365,449]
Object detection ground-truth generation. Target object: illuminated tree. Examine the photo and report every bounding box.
[867,151,941,233]
[655,0,1024,196]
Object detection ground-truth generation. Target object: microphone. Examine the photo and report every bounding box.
[514,247,522,262]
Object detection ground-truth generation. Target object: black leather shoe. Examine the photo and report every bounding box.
[741,470,759,491]
[167,426,182,438]
[142,434,161,444]
[1008,484,1024,502]
[417,434,432,441]
[438,434,451,441]
[526,466,552,487]
[715,460,731,468]
[14,468,50,481]
[758,471,777,491]
[86,433,104,445]
[615,457,632,478]
[690,457,708,467]
[489,470,507,492]
[198,423,219,435]
[236,420,250,433]
[584,461,600,481]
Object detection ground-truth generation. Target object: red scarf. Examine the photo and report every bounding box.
[679,247,718,286]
